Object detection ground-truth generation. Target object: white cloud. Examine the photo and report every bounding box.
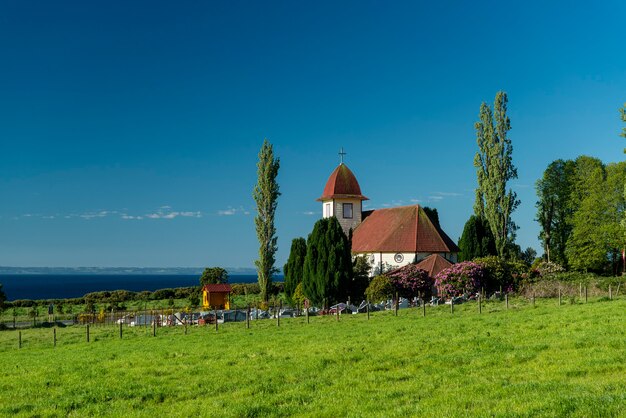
[302,211,317,216]
[428,195,444,201]
[432,191,463,197]
[217,206,249,216]
[121,214,144,220]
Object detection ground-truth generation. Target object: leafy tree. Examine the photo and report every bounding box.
[365,275,393,302]
[302,217,352,307]
[473,91,520,259]
[283,238,307,300]
[199,267,229,285]
[566,156,607,271]
[458,215,496,261]
[292,282,306,307]
[253,139,281,303]
[423,207,440,229]
[188,288,200,308]
[603,162,626,274]
[349,255,372,301]
[535,159,576,266]
[519,247,537,267]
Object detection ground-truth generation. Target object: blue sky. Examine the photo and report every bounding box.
[0,1,624,268]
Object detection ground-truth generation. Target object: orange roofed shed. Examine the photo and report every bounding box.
[202,284,232,310]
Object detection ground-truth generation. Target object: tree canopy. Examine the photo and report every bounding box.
[199,267,228,285]
[458,215,496,261]
[302,217,352,307]
[283,237,307,300]
[473,91,520,259]
[253,139,281,302]
[535,159,576,266]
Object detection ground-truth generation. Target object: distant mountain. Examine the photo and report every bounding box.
[0,266,259,275]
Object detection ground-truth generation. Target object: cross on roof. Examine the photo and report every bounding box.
[339,147,346,164]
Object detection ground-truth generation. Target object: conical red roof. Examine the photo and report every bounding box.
[317,163,368,201]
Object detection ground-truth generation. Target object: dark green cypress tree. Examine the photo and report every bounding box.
[458,215,497,261]
[283,237,307,300]
[302,217,352,307]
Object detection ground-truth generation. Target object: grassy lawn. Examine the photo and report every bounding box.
[0,297,624,417]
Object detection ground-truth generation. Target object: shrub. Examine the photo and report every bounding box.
[385,265,433,299]
[365,275,394,303]
[231,284,246,296]
[435,261,485,298]
[537,261,566,277]
[292,282,307,307]
[473,256,528,292]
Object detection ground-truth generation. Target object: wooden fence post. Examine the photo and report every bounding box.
[214,307,218,332]
[306,305,309,324]
[53,328,57,347]
[478,295,482,314]
[336,303,339,321]
[579,283,582,300]
[119,321,123,339]
[450,298,454,314]
[153,319,156,337]
[395,293,399,317]
[532,292,535,308]
[19,331,22,349]
[246,305,250,329]
[609,284,612,300]
[86,324,90,342]
[366,300,370,320]
[505,294,509,310]
[585,286,588,303]
[558,288,562,306]
[277,301,281,327]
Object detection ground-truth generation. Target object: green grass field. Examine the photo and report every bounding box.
[0,297,624,417]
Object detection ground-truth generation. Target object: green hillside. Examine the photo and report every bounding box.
[0,298,624,417]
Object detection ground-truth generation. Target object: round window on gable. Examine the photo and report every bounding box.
[394,253,404,263]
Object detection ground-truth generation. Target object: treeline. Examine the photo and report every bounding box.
[4,282,284,309]
[536,156,626,274]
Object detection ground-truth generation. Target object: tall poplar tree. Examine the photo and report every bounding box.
[253,139,280,303]
[283,237,307,300]
[473,91,520,259]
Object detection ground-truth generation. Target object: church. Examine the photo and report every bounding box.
[317,158,459,275]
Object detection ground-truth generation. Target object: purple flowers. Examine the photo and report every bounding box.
[385,264,433,298]
[434,261,485,298]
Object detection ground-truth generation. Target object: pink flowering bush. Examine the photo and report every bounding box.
[434,261,485,298]
[385,264,433,298]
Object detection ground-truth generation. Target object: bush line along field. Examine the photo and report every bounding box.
[0,297,624,417]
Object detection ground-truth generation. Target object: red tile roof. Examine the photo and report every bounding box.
[351,205,460,253]
[202,284,232,293]
[317,163,368,201]
[415,254,454,278]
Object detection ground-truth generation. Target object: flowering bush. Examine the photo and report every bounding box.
[536,261,565,277]
[385,264,433,298]
[434,261,485,298]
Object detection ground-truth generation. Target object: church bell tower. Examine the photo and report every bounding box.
[317,149,368,236]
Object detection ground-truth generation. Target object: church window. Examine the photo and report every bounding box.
[343,203,353,219]
[324,203,331,218]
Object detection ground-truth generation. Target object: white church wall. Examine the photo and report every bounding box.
[354,251,457,276]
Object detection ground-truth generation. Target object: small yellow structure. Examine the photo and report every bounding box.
[202,284,232,310]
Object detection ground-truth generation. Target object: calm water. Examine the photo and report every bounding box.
[0,274,262,300]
